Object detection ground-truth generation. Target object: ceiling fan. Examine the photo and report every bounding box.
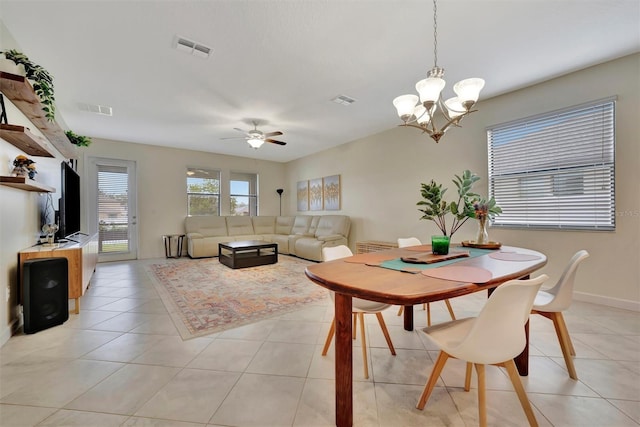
[221,121,287,149]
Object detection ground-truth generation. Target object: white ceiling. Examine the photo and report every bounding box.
[1,1,639,163]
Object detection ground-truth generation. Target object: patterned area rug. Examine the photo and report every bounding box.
[146,255,329,339]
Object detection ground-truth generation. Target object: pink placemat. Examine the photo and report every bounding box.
[343,252,398,264]
[489,252,542,261]
[421,266,493,283]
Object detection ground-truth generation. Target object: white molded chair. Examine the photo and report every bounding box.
[321,245,396,379]
[531,250,589,380]
[396,237,456,325]
[417,275,549,427]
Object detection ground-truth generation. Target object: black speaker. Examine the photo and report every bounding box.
[23,257,69,334]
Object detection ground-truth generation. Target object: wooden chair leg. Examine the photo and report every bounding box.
[556,311,576,356]
[503,359,539,427]
[322,318,335,355]
[551,312,578,379]
[464,362,473,391]
[358,312,369,379]
[445,299,456,320]
[426,303,432,326]
[397,305,404,316]
[475,363,487,427]
[417,351,449,410]
[375,312,396,355]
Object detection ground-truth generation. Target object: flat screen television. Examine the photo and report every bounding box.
[56,161,81,240]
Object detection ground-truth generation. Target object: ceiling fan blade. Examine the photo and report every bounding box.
[220,136,246,140]
[265,139,287,146]
[264,131,283,137]
[233,127,248,134]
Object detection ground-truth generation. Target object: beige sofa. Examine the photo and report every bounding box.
[184,215,351,262]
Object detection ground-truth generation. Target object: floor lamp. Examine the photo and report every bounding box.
[276,188,283,215]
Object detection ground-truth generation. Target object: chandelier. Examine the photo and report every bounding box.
[393,0,485,143]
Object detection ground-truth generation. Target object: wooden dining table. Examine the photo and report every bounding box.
[305,244,547,427]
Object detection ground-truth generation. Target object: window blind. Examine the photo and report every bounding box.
[98,165,129,253]
[487,97,615,230]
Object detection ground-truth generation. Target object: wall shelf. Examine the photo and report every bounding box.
[0,124,55,157]
[0,71,77,159]
[0,176,55,192]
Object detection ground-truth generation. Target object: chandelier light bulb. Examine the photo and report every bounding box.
[415,77,446,104]
[453,78,485,105]
[444,97,465,118]
[414,104,436,124]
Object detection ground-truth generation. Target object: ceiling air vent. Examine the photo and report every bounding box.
[78,103,113,116]
[331,95,356,106]
[173,35,212,59]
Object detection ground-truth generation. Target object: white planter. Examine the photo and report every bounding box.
[0,58,26,76]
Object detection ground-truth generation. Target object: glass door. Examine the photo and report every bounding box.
[87,157,138,262]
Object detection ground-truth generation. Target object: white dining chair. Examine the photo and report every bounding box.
[417,274,549,427]
[396,237,456,325]
[321,245,396,379]
[531,250,589,380]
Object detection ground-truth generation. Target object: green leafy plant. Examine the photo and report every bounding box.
[65,130,92,147]
[1,49,56,121]
[417,170,497,238]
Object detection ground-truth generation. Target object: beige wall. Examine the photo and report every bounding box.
[286,53,640,307]
[81,139,288,259]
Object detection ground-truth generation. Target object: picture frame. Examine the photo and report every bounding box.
[323,174,341,210]
[297,180,309,211]
[309,178,323,211]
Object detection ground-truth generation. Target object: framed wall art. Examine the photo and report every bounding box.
[309,178,323,211]
[323,174,341,210]
[297,180,309,211]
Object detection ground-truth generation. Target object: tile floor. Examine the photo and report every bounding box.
[0,257,639,426]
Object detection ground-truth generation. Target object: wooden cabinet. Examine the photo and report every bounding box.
[19,233,98,314]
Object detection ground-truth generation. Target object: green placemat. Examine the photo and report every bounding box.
[380,247,495,271]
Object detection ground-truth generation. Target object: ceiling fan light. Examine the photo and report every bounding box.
[453,78,485,105]
[247,138,264,149]
[393,94,419,121]
[416,77,445,104]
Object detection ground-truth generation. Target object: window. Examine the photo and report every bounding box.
[187,168,220,216]
[230,172,258,216]
[98,164,130,253]
[487,97,615,230]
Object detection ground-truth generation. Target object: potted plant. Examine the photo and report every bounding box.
[417,170,500,252]
[0,49,56,122]
[65,130,92,147]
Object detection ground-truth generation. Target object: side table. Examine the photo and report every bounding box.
[162,234,185,258]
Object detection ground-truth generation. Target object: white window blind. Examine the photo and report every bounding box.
[98,165,129,253]
[487,97,615,230]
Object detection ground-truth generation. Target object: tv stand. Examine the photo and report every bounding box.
[19,232,98,314]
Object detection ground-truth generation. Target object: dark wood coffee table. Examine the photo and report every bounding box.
[218,240,278,269]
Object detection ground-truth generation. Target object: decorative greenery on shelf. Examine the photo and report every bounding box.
[65,130,92,147]
[0,49,56,122]
[417,170,500,238]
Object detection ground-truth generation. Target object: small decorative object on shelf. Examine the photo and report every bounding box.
[12,154,35,179]
[42,223,59,246]
[65,130,92,147]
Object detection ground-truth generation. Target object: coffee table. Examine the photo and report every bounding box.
[218,240,278,269]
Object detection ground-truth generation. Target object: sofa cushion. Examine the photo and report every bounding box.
[291,216,313,236]
[315,215,351,238]
[275,216,295,235]
[226,216,255,236]
[309,216,321,236]
[185,216,228,237]
[252,216,276,234]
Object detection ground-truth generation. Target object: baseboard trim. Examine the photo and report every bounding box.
[574,291,640,312]
[0,318,19,348]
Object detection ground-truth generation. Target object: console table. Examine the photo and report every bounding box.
[19,233,98,314]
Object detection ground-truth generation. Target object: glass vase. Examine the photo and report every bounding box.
[476,217,489,245]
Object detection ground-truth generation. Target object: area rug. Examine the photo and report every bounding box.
[146,255,329,340]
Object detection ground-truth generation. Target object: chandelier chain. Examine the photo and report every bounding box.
[433,0,438,68]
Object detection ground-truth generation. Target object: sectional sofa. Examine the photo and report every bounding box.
[184,215,351,262]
